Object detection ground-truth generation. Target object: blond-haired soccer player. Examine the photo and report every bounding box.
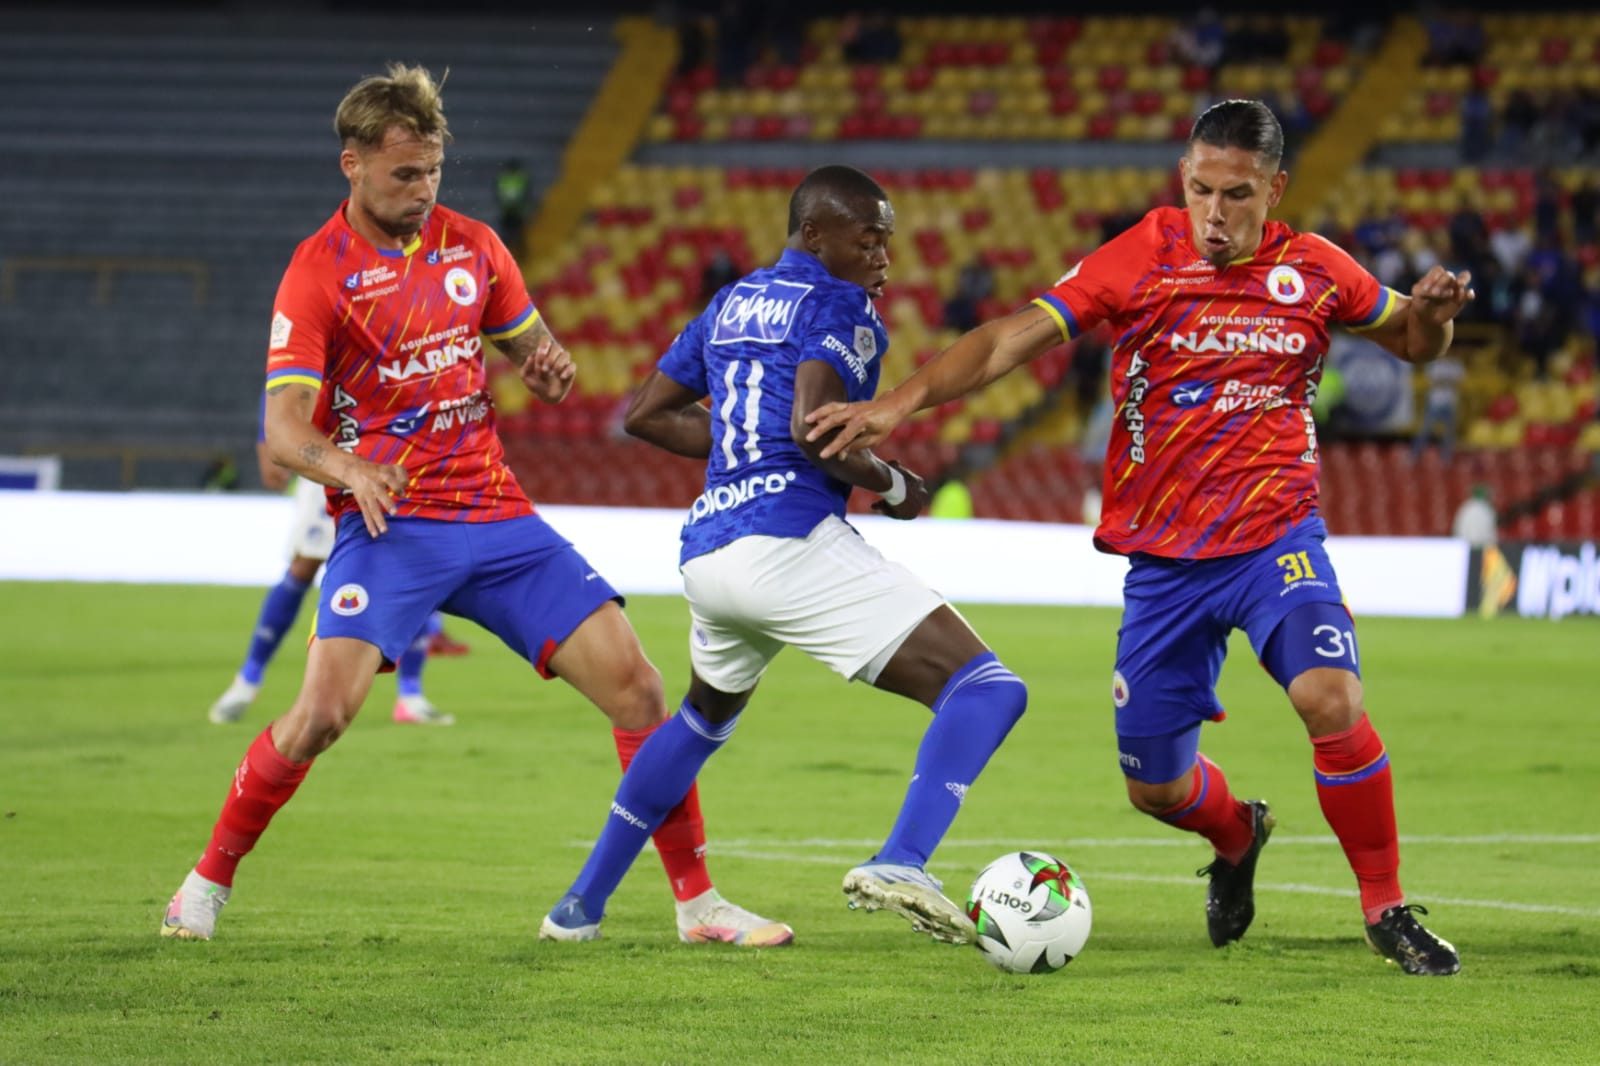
[161,65,790,948]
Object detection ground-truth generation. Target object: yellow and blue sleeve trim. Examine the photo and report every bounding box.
[1348,287,1399,332]
[1031,293,1080,342]
[483,304,538,342]
[267,367,323,390]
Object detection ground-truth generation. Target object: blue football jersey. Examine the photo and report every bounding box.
[659,248,888,565]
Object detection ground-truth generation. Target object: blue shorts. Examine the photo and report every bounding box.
[315,513,621,677]
[1113,515,1358,776]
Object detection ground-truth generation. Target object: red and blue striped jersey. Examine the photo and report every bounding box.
[1033,206,1397,559]
[264,201,538,523]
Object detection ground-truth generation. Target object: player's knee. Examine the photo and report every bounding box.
[278,698,354,758]
[1288,667,1365,735]
[604,655,666,731]
[1126,774,1186,815]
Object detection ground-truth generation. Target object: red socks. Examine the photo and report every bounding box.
[195,728,312,886]
[1313,714,1403,923]
[613,723,712,902]
[1156,754,1256,864]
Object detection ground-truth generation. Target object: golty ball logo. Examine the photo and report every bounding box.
[444,267,478,307]
[1266,265,1306,305]
[330,583,369,616]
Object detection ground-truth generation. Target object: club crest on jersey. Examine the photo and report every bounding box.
[711,279,813,345]
[330,583,369,616]
[444,267,478,307]
[1267,265,1306,305]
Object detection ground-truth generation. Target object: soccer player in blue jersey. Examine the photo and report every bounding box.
[538,165,1029,945]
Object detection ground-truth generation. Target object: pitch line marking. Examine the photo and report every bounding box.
[637,846,1600,920]
[707,834,1600,849]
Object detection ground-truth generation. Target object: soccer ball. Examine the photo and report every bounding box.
[965,850,1092,974]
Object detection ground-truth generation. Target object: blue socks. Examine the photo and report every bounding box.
[238,572,311,685]
[396,613,442,697]
[568,700,736,919]
[874,652,1027,868]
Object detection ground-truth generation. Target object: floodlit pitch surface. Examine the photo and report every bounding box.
[2,583,1595,1064]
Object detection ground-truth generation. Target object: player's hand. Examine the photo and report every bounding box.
[872,459,928,520]
[345,459,408,538]
[805,398,902,460]
[1410,266,1475,326]
[520,335,577,404]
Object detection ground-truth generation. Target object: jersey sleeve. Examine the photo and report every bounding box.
[1030,214,1151,342]
[480,227,540,343]
[1311,233,1401,333]
[264,259,332,392]
[657,309,711,395]
[798,292,879,393]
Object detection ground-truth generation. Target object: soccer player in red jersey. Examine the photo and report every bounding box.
[161,64,790,948]
[807,100,1469,975]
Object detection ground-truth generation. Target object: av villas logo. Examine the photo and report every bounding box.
[711,279,813,345]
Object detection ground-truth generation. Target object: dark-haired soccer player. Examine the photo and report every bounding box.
[161,63,787,948]
[807,100,1466,975]
[539,165,1027,945]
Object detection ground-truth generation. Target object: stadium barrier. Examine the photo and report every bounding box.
[0,491,1469,618]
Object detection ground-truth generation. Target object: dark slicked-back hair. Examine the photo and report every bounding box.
[1189,99,1284,169]
[787,165,889,236]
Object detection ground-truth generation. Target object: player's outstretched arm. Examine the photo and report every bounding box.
[623,369,712,459]
[263,382,407,538]
[805,304,1062,459]
[791,361,928,520]
[505,319,577,404]
[1363,267,1475,364]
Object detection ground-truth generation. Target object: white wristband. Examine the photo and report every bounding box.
[879,465,907,506]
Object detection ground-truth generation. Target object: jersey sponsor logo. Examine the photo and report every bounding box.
[711,279,813,345]
[331,384,360,452]
[429,392,490,433]
[1211,379,1290,413]
[686,470,798,524]
[330,583,369,616]
[427,243,472,266]
[344,271,361,290]
[444,267,478,306]
[1121,353,1150,464]
[269,311,293,350]
[1112,670,1130,708]
[821,333,869,383]
[389,403,432,436]
[1267,265,1307,305]
[1169,328,1308,356]
[1171,381,1214,407]
[345,265,398,291]
[377,335,482,384]
[1516,542,1600,620]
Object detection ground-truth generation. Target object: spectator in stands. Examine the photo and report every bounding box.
[713,0,758,87]
[201,454,240,492]
[1533,170,1563,242]
[1171,8,1224,72]
[1448,197,1490,278]
[1500,90,1539,156]
[698,249,741,307]
[494,159,530,259]
[1514,266,1564,379]
[1460,84,1493,164]
[1411,353,1465,464]
[840,12,902,65]
[1452,485,1498,547]
[942,255,994,334]
[1423,12,1484,67]
[1570,177,1599,247]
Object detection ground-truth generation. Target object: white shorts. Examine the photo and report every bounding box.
[680,514,946,693]
[287,476,337,561]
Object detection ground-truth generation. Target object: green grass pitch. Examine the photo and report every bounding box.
[2,582,1596,1064]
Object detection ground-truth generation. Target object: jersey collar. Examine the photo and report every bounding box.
[337,199,425,259]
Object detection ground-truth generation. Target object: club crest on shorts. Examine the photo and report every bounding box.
[1111,670,1130,708]
[330,583,369,616]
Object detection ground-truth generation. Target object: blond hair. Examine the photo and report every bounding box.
[334,63,451,149]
